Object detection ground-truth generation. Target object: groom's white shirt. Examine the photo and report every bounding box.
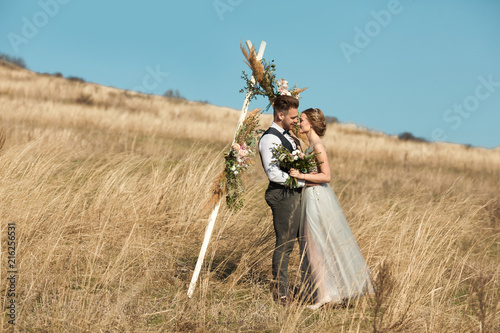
[258,122,305,187]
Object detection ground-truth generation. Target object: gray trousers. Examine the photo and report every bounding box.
[264,182,302,297]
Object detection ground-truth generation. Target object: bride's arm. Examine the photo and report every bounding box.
[289,142,331,184]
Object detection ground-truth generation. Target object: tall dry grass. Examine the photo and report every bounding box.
[0,61,499,332]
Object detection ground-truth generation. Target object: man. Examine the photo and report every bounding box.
[258,95,305,304]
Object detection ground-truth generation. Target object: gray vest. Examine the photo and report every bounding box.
[259,127,294,173]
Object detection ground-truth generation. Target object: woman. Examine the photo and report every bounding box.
[289,108,374,310]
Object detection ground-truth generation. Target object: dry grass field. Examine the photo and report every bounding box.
[1,60,499,332]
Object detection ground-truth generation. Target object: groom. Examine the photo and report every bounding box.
[258,95,305,304]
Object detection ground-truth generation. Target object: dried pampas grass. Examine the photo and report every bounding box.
[291,87,308,97]
[240,42,264,85]
[240,42,275,102]
[237,107,262,143]
[206,170,226,210]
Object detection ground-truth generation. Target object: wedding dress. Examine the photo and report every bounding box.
[300,144,374,309]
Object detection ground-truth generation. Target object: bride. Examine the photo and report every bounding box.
[289,108,374,310]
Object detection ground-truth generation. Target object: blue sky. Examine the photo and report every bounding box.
[1,0,499,148]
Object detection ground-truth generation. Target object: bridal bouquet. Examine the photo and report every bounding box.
[271,144,320,189]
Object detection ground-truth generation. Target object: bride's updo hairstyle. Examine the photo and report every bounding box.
[303,108,327,137]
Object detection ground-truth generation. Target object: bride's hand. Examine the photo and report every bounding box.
[289,168,301,179]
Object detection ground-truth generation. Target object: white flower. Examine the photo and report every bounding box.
[231,166,236,171]
[279,78,289,89]
[234,170,239,175]
[278,87,291,96]
[292,150,299,155]
[293,155,299,161]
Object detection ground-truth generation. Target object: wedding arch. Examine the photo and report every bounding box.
[187,40,267,298]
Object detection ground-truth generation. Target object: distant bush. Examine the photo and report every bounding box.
[42,72,63,77]
[163,89,185,100]
[325,116,339,124]
[0,53,26,68]
[67,76,86,83]
[41,72,63,78]
[39,72,85,82]
[398,132,428,143]
[75,93,93,106]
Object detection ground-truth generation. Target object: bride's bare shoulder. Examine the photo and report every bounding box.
[312,140,326,151]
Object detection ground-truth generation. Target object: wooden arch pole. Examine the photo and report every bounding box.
[187,40,266,298]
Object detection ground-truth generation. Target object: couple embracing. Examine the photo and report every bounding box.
[258,95,374,310]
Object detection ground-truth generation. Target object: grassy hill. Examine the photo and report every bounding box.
[1,60,499,332]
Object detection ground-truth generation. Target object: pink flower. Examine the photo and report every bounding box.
[279,78,289,90]
[278,87,291,96]
[238,149,248,157]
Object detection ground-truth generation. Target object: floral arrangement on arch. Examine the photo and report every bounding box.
[239,42,309,139]
[239,42,307,105]
[209,108,262,211]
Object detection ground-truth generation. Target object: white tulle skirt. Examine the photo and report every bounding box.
[300,183,374,304]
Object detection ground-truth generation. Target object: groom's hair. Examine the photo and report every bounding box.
[273,95,299,117]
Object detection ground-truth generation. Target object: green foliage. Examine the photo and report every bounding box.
[239,59,277,102]
[222,148,246,211]
[220,110,263,211]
